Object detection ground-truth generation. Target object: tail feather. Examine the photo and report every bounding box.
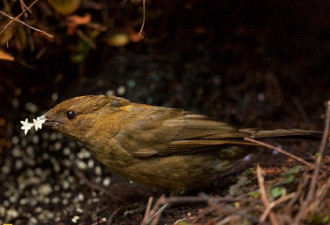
[239,128,322,140]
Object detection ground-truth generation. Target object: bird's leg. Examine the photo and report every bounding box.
[145,202,171,225]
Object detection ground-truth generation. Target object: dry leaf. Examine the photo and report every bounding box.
[66,13,91,35]
[0,49,14,61]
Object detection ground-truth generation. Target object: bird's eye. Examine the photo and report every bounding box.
[66,111,76,120]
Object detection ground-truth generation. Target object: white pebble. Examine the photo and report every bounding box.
[32,135,39,144]
[19,198,29,205]
[117,86,126,96]
[1,165,10,174]
[0,205,5,217]
[26,146,34,157]
[12,148,22,157]
[103,177,111,186]
[7,208,19,218]
[71,215,80,223]
[51,197,60,204]
[63,147,71,155]
[54,142,62,151]
[106,90,114,96]
[76,208,83,213]
[77,148,91,159]
[35,207,42,213]
[87,159,95,168]
[9,195,18,203]
[25,102,38,113]
[51,93,59,101]
[3,200,9,207]
[29,217,38,225]
[62,180,70,190]
[38,184,53,196]
[15,160,23,170]
[78,192,84,201]
[95,166,102,176]
[62,199,69,205]
[76,160,87,170]
[95,177,102,184]
[12,136,19,144]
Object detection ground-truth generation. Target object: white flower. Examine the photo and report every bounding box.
[20,119,34,135]
[33,116,46,131]
[21,116,47,135]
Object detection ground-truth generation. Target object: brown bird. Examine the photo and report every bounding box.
[43,95,320,193]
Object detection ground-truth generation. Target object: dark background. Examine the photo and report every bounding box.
[0,0,329,224]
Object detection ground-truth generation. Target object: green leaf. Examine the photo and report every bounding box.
[271,187,285,199]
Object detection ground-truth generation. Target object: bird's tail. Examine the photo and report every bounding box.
[238,128,322,140]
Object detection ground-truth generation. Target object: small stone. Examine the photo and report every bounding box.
[29,217,38,225]
[76,207,83,213]
[12,136,19,144]
[32,135,39,144]
[63,147,71,155]
[15,160,23,170]
[12,148,22,157]
[25,102,38,113]
[51,197,60,204]
[95,166,102,176]
[62,198,69,205]
[38,184,53,196]
[117,86,126,96]
[1,165,10,174]
[19,198,29,205]
[77,148,91,159]
[76,160,87,170]
[35,207,42,213]
[62,180,70,190]
[106,90,114,96]
[78,192,84,201]
[103,177,111,186]
[51,93,59,102]
[7,208,19,218]
[87,159,94,168]
[71,215,80,223]
[54,142,62,151]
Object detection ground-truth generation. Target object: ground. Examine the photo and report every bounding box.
[0,0,329,224]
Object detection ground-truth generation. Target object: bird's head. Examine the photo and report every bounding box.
[43,95,131,141]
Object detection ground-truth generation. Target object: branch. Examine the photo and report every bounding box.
[244,137,313,167]
[292,100,330,225]
[0,0,53,39]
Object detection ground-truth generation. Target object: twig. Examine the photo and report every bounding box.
[260,192,295,222]
[257,165,280,225]
[76,29,97,49]
[284,174,309,211]
[0,0,54,38]
[107,206,124,225]
[292,100,330,225]
[141,197,154,224]
[138,0,146,38]
[245,137,313,167]
[140,195,168,225]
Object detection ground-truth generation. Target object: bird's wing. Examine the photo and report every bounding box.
[113,106,254,158]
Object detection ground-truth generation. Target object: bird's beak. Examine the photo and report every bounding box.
[42,111,57,128]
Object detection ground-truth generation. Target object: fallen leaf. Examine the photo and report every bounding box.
[0,49,14,61]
